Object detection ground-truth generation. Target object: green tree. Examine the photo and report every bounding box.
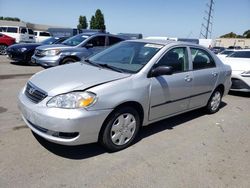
[77,16,88,30]
[90,16,96,29]
[243,30,250,38]
[0,16,20,21]
[94,9,106,31]
[220,32,237,38]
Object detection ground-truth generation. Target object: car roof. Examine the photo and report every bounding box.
[128,39,202,47]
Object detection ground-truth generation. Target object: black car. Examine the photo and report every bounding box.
[6,37,68,64]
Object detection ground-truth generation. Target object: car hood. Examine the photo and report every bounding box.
[29,62,131,96]
[9,43,41,49]
[221,57,250,71]
[36,44,73,50]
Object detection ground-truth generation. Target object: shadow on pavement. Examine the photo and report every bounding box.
[10,61,37,66]
[229,91,250,97]
[33,102,227,159]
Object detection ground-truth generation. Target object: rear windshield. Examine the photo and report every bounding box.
[40,32,51,37]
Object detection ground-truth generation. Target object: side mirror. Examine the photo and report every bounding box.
[148,66,173,77]
[85,43,94,48]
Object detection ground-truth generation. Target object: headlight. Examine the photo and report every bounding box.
[47,92,97,109]
[19,47,27,52]
[241,70,250,77]
[44,49,61,56]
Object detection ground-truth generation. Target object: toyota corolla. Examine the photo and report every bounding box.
[18,40,232,151]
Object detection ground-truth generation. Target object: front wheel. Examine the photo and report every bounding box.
[60,57,77,65]
[100,107,141,152]
[206,89,222,114]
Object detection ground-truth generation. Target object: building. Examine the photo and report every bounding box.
[214,38,250,48]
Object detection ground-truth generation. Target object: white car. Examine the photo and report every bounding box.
[0,26,35,43]
[220,49,250,92]
[34,31,51,43]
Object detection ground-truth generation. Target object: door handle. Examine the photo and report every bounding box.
[184,75,193,82]
[212,72,218,77]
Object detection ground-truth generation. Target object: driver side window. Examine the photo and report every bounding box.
[86,36,106,47]
[155,47,189,73]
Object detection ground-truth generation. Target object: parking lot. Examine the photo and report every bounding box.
[0,55,249,188]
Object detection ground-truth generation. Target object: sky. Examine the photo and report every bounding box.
[0,0,250,38]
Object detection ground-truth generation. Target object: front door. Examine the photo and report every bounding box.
[149,47,193,121]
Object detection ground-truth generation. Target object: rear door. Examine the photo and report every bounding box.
[188,47,219,108]
[149,46,193,121]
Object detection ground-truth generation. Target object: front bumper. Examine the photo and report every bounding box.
[18,88,112,145]
[31,55,62,67]
[7,51,28,62]
[231,73,250,92]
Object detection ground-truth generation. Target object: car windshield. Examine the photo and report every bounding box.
[228,51,250,58]
[62,34,88,46]
[88,41,163,73]
[41,37,58,45]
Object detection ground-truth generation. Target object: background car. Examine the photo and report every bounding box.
[219,49,250,92]
[18,40,231,151]
[217,49,238,59]
[34,31,51,43]
[6,36,68,64]
[31,32,125,68]
[0,26,35,43]
[0,33,15,55]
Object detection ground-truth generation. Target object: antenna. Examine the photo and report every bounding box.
[200,0,215,39]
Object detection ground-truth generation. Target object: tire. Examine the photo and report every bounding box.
[206,89,222,114]
[0,44,7,55]
[60,57,77,65]
[100,107,141,152]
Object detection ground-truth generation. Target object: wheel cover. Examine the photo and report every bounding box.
[110,113,136,146]
[210,91,221,111]
[0,45,7,55]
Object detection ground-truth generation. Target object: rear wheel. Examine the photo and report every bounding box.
[206,89,222,114]
[60,57,77,65]
[100,107,140,152]
[0,44,7,55]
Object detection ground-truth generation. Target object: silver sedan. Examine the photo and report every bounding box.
[18,40,232,151]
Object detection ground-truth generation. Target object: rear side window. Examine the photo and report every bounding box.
[7,27,18,33]
[40,32,51,37]
[108,36,123,46]
[0,27,7,32]
[34,32,37,36]
[191,48,215,70]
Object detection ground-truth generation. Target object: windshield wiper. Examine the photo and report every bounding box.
[98,64,124,73]
[84,59,102,68]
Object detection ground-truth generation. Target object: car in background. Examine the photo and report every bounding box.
[31,32,124,68]
[0,26,35,43]
[217,49,237,59]
[34,31,51,43]
[0,33,16,55]
[6,37,68,64]
[18,40,231,151]
[219,49,250,92]
[210,46,225,54]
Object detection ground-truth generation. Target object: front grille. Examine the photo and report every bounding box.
[231,78,250,90]
[35,49,45,57]
[25,82,47,103]
[28,120,79,139]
